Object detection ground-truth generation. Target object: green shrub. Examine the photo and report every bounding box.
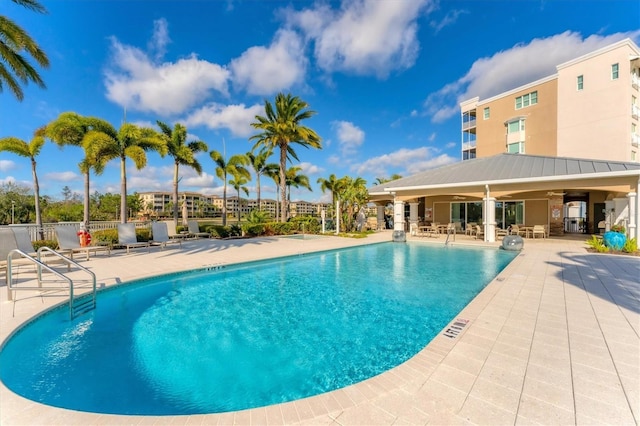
[268,222,293,235]
[242,223,265,237]
[229,224,243,237]
[92,229,118,245]
[207,225,229,239]
[623,237,637,254]
[33,239,58,250]
[586,235,609,253]
[135,228,151,242]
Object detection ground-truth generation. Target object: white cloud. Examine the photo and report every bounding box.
[104,29,230,116]
[332,120,364,156]
[45,171,80,182]
[184,102,264,137]
[286,0,431,78]
[298,161,324,176]
[429,9,468,34]
[148,18,171,62]
[0,175,16,185]
[424,31,640,123]
[182,172,215,188]
[0,159,16,172]
[230,29,307,95]
[353,147,455,176]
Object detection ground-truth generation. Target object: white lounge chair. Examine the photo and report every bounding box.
[188,220,211,238]
[55,225,111,260]
[532,225,546,239]
[117,223,151,254]
[151,222,182,250]
[163,220,190,240]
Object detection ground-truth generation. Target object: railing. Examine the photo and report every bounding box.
[9,221,151,242]
[462,119,477,130]
[632,105,640,119]
[632,74,639,90]
[6,247,97,319]
[632,133,640,148]
[564,216,586,233]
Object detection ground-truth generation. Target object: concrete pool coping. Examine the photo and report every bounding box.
[0,231,638,425]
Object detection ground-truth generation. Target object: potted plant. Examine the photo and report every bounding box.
[603,223,627,251]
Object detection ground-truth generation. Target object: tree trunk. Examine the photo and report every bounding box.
[120,156,127,224]
[257,174,261,211]
[279,146,287,222]
[222,173,227,227]
[31,159,44,240]
[173,162,179,226]
[83,171,90,229]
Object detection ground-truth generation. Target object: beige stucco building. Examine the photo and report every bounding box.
[370,39,640,243]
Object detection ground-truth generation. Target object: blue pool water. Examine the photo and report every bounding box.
[0,243,516,415]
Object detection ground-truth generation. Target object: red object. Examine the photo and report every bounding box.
[77,230,92,247]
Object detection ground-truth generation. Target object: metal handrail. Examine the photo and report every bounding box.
[7,248,97,319]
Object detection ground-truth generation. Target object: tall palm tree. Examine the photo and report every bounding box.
[229,173,249,224]
[157,121,208,225]
[87,123,167,223]
[340,176,368,232]
[46,112,113,228]
[246,147,277,212]
[263,162,281,221]
[0,126,45,238]
[285,166,311,219]
[1,0,50,101]
[250,93,322,222]
[210,150,250,226]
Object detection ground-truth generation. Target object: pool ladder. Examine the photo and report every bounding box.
[444,226,456,245]
[6,247,97,320]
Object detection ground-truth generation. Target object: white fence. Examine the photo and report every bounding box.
[5,221,151,242]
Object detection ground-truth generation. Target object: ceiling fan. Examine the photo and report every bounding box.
[546,191,566,197]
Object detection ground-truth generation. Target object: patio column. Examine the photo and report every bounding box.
[377,205,385,230]
[393,199,405,232]
[628,191,637,240]
[409,202,419,235]
[483,185,496,242]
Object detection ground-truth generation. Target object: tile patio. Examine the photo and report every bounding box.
[0,231,638,425]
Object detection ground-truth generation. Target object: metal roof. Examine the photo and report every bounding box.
[368,153,640,193]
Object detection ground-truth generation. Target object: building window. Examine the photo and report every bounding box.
[506,118,525,154]
[577,75,583,90]
[483,107,490,120]
[612,63,619,80]
[515,91,538,110]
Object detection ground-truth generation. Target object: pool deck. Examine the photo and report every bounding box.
[1,231,638,425]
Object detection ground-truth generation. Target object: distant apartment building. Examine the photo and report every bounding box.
[461,38,640,163]
[140,191,327,220]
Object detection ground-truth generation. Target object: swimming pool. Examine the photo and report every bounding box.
[0,242,516,415]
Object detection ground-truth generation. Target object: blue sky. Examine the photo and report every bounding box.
[1,0,639,203]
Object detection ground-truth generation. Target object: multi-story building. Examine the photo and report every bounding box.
[139,192,219,217]
[461,38,640,163]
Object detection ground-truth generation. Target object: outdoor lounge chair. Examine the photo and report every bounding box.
[188,220,211,238]
[475,225,485,240]
[117,223,151,254]
[151,222,182,250]
[163,220,191,240]
[55,225,111,260]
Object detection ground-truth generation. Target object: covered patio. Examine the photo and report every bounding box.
[368,154,640,243]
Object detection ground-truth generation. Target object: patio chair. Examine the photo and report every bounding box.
[151,222,182,250]
[163,220,191,240]
[117,223,151,254]
[532,225,546,239]
[188,220,211,238]
[465,222,477,236]
[55,225,111,261]
[475,225,485,240]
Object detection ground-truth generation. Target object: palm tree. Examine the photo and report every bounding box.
[210,150,250,226]
[317,174,344,226]
[1,0,50,101]
[0,126,46,238]
[374,174,402,185]
[285,166,311,219]
[229,173,249,224]
[340,176,368,232]
[157,121,208,225]
[250,93,322,222]
[246,147,277,212]
[263,162,281,221]
[46,112,113,228]
[87,123,167,223]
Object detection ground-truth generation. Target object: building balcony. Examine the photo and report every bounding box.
[633,105,640,119]
[633,74,640,90]
[462,119,477,131]
[462,141,477,150]
[632,133,640,147]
